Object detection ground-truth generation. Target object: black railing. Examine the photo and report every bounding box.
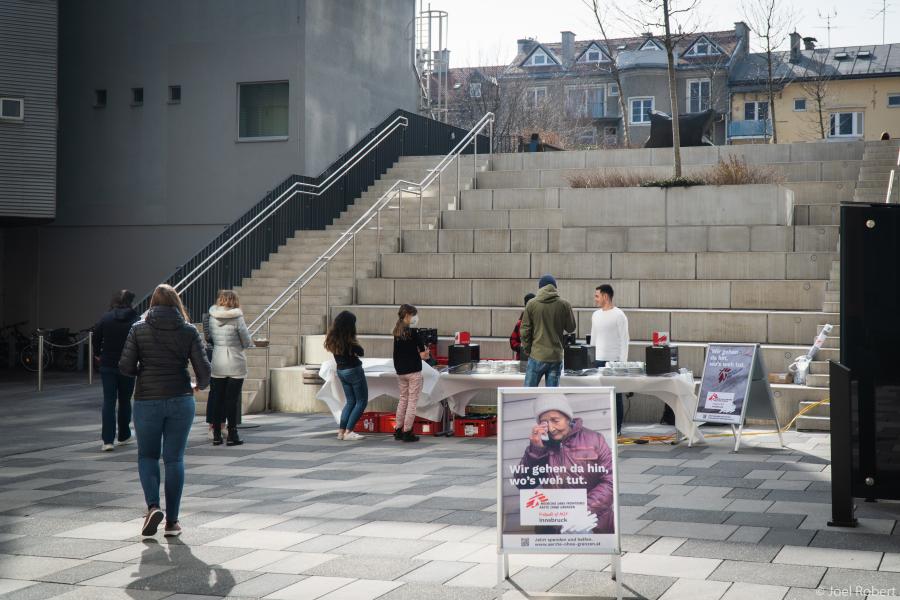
[137,109,488,320]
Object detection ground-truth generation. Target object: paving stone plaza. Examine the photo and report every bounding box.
[1,380,900,600]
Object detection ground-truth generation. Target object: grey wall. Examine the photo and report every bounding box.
[10,0,416,330]
[0,0,58,221]
[303,0,418,174]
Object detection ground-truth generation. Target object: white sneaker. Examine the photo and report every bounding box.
[116,437,134,446]
[336,431,344,440]
[101,444,114,452]
[343,432,365,441]
[207,425,214,440]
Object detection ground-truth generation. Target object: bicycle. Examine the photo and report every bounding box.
[23,328,92,372]
[0,321,30,369]
[19,328,53,372]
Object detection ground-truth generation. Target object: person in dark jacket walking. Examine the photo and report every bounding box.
[510,293,536,360]
[119,284,210,538]
[94,290,139,451]
[325,311,368,441]
[392,304,429,442]
[521,275,577,388]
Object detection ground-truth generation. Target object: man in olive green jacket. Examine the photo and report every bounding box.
[521,274,577,387]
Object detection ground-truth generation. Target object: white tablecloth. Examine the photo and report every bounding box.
[432,371,703,444]
[317,360,703,443]
[317,358,444,421]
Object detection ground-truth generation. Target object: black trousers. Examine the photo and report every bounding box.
[208,377,243,429]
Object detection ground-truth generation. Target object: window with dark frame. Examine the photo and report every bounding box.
[168,85,181,103]
[94,89,107,108]
[239,82,289,139]
[889,94,900,108]
[131,87,143,106]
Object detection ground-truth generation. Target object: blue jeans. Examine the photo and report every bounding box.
[337,366,368,431]
[133,395,195,523]
[596,361,624,435]
[524,357,561,388]
[100,367,135,444]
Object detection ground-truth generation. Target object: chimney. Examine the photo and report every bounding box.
[803,36,817,50]
[789,31,801,62]
[517,38,537,55]
[561,31,575,63]
[734,21,750,58]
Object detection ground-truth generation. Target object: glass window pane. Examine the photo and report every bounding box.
[745,103,754,120]
[240,82,289,138]
[839,113,852,135]
[759,102,769,120]
[855,112,863,134]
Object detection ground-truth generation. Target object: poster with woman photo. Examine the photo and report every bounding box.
[497,387,620,554]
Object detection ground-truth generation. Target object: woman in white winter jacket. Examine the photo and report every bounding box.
[207,290,253,446]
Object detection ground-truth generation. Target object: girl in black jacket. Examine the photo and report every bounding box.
[119,284,210,539]
[325,311,367,441]
[94,290,139,451]
[392,304,429,442]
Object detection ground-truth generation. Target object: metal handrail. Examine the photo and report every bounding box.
[885,144,900,204]
[247,112,494,361]
[172,115,410,294]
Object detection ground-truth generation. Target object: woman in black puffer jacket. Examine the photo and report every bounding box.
[119,284,210,539]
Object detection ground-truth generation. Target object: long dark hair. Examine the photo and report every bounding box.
[392,304,417,338]
[149,284,190,321]
[325,311,358,356]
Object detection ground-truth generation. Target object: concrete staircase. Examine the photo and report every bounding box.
[853,140,900,203]
[321,141,863,429]
[796,140,899,430]
[194,156,484,415]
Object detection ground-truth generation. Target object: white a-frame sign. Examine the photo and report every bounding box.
[693,343,785,452]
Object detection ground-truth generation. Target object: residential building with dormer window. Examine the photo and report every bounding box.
[445,24,749,147]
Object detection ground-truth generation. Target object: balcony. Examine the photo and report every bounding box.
[728,119,772,139]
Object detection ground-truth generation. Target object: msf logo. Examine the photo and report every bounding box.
[525,491,549,509]
[718,367,732,383]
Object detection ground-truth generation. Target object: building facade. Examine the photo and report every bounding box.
[2,0,418,330]
[0,0,58,332]
[447,24,750,148]
[728,34,900,144]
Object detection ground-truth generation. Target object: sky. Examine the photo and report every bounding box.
[422,0,898,68]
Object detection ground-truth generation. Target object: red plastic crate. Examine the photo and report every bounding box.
[453,416,497,438]
[379,413,441,436]
[413,417,441,436]
[353,412,387,433]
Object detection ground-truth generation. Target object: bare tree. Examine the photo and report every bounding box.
[693,47,732,143]
[583,0,631,148]
[628,0,701,177]
[797,50,833,140]
[743,0,797,144]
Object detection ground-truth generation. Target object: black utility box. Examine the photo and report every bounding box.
[646,345,678,375]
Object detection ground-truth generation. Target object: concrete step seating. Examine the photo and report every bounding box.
[379,252,837,281]
[477,161,862,189]
[236,142,872,427]
[334,304,838,347]
[358,278,827,312]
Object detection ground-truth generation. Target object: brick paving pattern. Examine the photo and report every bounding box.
[0,382,898,599]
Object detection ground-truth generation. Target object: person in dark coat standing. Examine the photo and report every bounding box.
[119,284,210,539]
[94,290,139,451]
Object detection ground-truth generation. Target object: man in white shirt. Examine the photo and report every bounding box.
[590,284,629,435]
